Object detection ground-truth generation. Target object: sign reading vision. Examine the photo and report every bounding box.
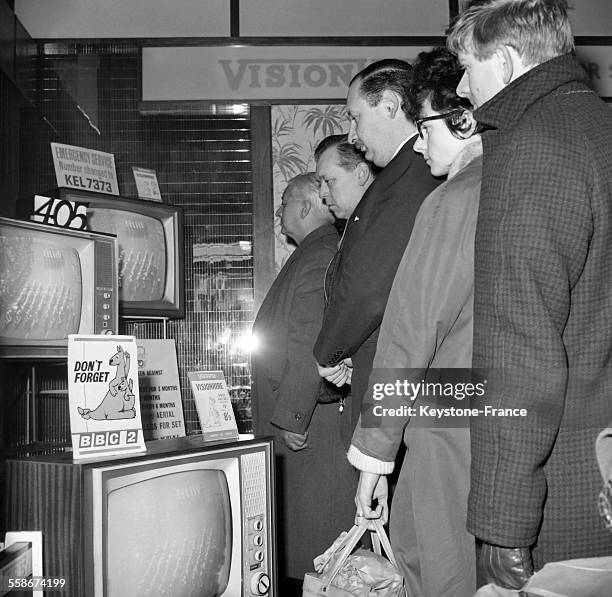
[141,46,431,103]
[142,45,612,104]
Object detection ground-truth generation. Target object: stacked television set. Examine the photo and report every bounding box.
[1,191,276,595]
[6,436,277,596]
[0,189,184,358]
[59,188,185,320]
[0,216,118,359]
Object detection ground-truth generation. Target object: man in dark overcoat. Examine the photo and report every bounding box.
[251,173,358,585]
[447,0,612,589]
[313,59,440,429]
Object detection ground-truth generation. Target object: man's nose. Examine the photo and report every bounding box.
[275,206,282,217]
[348,121,358,144]
[456,72,470,100]
[319,181,329,201]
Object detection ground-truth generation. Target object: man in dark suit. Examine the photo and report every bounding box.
[313,59,440,430]
[447,0,612,589]
[251,173,358,585]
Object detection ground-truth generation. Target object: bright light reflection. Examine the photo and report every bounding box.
[236,331,260,354]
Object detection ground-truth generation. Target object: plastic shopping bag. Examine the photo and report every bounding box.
[302,518,405,597]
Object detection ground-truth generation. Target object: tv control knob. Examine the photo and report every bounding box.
[250,572,270,595]
[254,550,264,562]
[253,519,263,531]
[253,534,263,546]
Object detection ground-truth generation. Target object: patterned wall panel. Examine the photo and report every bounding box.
[271,104,348,271]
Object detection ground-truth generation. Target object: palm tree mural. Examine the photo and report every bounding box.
[271,105,347,183]
[271,111,306,181]
[271,104,349,271]
[272,139,308,182]
[303,105,347,139]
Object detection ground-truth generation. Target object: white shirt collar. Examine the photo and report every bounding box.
[389,132,418,162]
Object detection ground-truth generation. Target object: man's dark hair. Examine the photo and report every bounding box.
[314,134,368,171]
[410,47,472,119]
[350,59,414,120]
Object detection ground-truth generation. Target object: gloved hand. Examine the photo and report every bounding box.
[476,541,534,590]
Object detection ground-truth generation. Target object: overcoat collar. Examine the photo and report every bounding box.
[447,136,483,180]
[474,53,590,133]
[283,223,337,266]
[257,222,337,317]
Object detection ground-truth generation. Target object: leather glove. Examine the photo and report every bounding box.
[476,541,534,590]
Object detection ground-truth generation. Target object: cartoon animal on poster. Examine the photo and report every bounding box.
[77,345,137,420]
[108,344,131,397]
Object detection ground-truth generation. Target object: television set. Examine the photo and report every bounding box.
[0,216,118,359]
[58,188,185,319]
[5,436,276,597]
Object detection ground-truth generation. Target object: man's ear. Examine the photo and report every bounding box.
[356,162,370,186]
[380,89,401,119]
[497,45,515,85]
[300,199,312,219]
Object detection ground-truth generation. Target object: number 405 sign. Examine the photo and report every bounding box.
[31,195,87,230]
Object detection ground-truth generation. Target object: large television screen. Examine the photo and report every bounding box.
[59,189,185,320]
[6,436,276,597]
[106,469,232,596]
[0,216,118,359]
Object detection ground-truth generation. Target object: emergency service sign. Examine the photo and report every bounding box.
[68,334,146,459]
[51,142,119,195]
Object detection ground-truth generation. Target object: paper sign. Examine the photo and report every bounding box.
[51,142,119,195]
[137,339,186,440]
[68,334,146,458]
[132,167,163,202]
[188,370,239,442]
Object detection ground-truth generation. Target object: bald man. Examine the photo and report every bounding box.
[251,173,358,587]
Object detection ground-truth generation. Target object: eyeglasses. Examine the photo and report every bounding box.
[415,108,464,139]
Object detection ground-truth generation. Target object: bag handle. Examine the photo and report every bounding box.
[321,518,400,590]
[370,518,399,569]
[314,522,365,574]
[321,518,371,588]
[370,519,408,597]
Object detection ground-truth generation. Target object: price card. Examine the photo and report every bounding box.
[30,195,87,230]
[188,371,239,442]
[132,167,163,202]
[68,335,146,459]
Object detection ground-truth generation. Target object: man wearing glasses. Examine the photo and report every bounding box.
[348,47,482,597]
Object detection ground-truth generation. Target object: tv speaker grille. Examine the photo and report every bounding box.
[95,240,115,288]
[241,451,266,518]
